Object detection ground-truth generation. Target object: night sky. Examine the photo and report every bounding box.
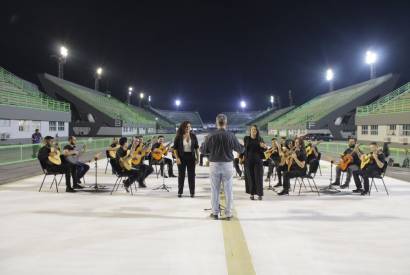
[1,0,410,121]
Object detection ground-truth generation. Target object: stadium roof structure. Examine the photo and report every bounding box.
[268,73,399,139]
[245,106,295,131]
[39,73,174,127]
[0,66,70,121]
[150,108,204,129]
[356,82,410,126]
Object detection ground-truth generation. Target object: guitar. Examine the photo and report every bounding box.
[108,144,120,159]
[264,146,278,160]
[152,142,172,161]
[306,141,321,157]
[119,140,138,171]
[360,154,373,170]
[131,140,152,166]
[48,144,62,165]
[338,144,360,171]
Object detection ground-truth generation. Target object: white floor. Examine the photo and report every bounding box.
[0,159,409,275]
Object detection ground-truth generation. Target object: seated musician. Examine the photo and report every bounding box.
[151,135,176,178]
[305,141,320,178]
[352,142,386,196]
[263,137,280,181]
[233,152,244,178]
[275,139,294,188]
[331,137,362,189]
[278,137,307,196]
[37,136,75,193]
[116,137,142,192]
[62,136,89,189]
[131,136,154,188]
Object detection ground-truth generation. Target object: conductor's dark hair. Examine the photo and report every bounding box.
[119,137,128,146]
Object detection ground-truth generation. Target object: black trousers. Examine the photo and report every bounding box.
[178,152,196,195]
[276,165,287,184]
[46,163,72,188]
[352,168,381,192]
[245,158,264,196]
[135,163,154,183]
[233,158,242,177]
[123,167,142,186]
[263,159,276,178]
[283,169,307,191]
[159,158,174,176]
[308,159,319,175]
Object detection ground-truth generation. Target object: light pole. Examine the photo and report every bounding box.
[95,67,103,91]
[148,95,152,107]
[175,99,181,110]
[365,50,377,79]
[58,46,68,79]
[240,100,246,112]
[139,92,144,107]
[326,68,334,91]
[270,95,274,109]
[127,86,133,104]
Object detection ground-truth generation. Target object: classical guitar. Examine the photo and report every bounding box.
[152,142,172,161]
[120,140,138,171]
[131,140,152,166]
[48,144,62,165]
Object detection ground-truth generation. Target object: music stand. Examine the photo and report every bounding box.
[88,157,107,191]
[152,158,171,192]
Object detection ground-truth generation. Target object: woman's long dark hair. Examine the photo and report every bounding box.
[249,125,261,141]
[176,121,191,139]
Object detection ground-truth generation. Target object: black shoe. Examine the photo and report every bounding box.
[138,182,147,188]
[163,175,168,178]
[178,194,182,198]
[258,196,263,200]
[77,180,82,184]
[360,191,369,196]
[340,183,349,189]
[209,213,218,220]
[250,195,255,200]
[190,194,195,198]
[352,188,363,193]
[73,184,84,189]
[273,183,282,188]
[264,177,270,182]
[66,187,76,193]
[225,216,233,221]
[331,181,340,186]
[169,174,177,178]
[278,190,289,196]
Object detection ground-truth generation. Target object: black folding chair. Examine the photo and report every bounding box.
[292,173,320,196]
[38,160,63,193]
[104,151,112,174]
[110,159,136,195]
[369,163,389,196]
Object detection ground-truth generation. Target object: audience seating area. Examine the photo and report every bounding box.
[224,111,262,128]
[0,67,70,113]
[269,74,394,129]
[246,106,295,131]
[151,108,204,128]
[356,82,410,116]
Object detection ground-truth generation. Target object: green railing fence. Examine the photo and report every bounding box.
[0,134,175,166]
[0,91,71,112]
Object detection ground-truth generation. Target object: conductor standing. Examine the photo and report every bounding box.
[204,114,244,220]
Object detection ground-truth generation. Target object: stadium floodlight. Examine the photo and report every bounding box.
[155,117,158,121]
[240,100,246,111]
[270,95,274,109]
[60,46,68,58]
[94,67,103,91]
[148,95,151,102]
[139,92,144,99]
[365,50,377,79]
[326,68,334,91]
[57,45,68,79]
[127,86,133,104]
[175,99,181,110]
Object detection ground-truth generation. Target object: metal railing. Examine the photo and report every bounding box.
[0,66,41,95]
[0,91,70,112]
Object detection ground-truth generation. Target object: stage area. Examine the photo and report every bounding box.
[1,159,409,275]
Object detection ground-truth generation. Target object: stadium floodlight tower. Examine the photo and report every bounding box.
[326,68,334,91]
[95,67,103,91]
[58,46,68,79]
[148,95,152,107]
[270,95,274,109]
[139,92,145,107]
[175,99,181,110]
[127,86,133,104]
[240,100,246,112]
[365,50,377,79]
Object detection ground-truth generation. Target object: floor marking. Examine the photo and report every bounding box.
[220,192,256,275]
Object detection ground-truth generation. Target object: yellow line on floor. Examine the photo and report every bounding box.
[220,193,256,275]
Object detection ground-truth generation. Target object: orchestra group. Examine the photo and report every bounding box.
[37,123,387,198]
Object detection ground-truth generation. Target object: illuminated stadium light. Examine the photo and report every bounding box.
[60,46,68,58]
[365,50,377,79]
[270,95,274,103]
[175,99,181,106]
[365,50,377,65]
[96,67,103,76]
[326,68,334,81]
[139,92,144,99]
[240,100,246,111]
[128,86,133,93]
[94,67,103,91]
[148,95,151,102]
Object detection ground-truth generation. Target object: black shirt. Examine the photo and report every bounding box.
[365,152,386,173]
[173,133,199,158]
[244,136,264,161]
[343,146,362,166]
[204,129,244,162]
[290,149,307,172]
[38,145,51,167]
[116,147,128,163]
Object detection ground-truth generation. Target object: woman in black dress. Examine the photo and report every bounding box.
[244,125,267,200]
[173,121,199,198]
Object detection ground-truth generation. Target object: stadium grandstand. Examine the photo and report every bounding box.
[356,82,410,147]
[149,108,204,130]
[0,66,71,144]
[245,106,295,133]
[267,73,399,140]
[39,73,174,137]
[223,111,263,132]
